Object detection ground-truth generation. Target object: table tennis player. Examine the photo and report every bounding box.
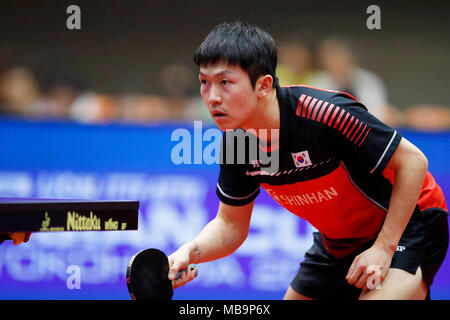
[168,21,448,300]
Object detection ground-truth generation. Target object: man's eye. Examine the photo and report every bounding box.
[200,79,207,85]
[221,79,229,85]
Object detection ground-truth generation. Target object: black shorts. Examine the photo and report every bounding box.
[290,208,449,300]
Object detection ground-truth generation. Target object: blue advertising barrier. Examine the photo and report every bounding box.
[0,117,448,299]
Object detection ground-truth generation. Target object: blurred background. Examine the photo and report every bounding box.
[0,0,448,299]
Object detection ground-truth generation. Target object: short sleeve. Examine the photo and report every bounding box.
[216,132,260,206]
[324,94,402,175]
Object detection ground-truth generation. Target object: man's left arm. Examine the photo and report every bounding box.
[346,137,428,288]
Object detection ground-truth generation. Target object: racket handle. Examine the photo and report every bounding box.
[175,264,198,280]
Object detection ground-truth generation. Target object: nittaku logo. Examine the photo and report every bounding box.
[396,245,406,252]
[291,151,312,168]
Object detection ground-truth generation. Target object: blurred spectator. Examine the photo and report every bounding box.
[70,92,118,124]
[116,93,170,123]
[182,96,212,123]
[31,67,117,123]
[404,104,450,131]
[0,67,41,117]
[383,103,406,128]
[309,37,392,123]
[159,62,212,122]
[34,68,86,119]
[276,38,317,86]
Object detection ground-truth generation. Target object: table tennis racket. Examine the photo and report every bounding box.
[126,248,197,300]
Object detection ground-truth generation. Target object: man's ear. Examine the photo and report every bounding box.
[255,75,274,99]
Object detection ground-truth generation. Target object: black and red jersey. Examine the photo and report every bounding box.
[216,85,447,241]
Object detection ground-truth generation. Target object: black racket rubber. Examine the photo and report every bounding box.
[126,248,173,300]
[126,248,198,300]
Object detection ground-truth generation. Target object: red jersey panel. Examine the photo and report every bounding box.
[383,168,448,212]
[261,163,386,239]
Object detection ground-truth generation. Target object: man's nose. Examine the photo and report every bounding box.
[208,85,222,105]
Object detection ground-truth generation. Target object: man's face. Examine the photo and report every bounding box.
[198,61,258,131]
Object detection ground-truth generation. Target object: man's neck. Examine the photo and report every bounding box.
[242,89,280,145]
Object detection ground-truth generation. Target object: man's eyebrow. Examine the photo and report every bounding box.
[199,70,234,77]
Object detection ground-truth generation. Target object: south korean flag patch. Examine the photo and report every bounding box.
[292,150,312,168]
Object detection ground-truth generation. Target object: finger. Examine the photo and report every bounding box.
[186,267,198,280]
[172,279,183,290]
[184,267,197,283]
[175,265,196,280]
[181,269,191,281]
[172,267,197,290]
[172,272,188,289]
[355,272,369,289]
[191,266,198,278]
[346,255,359,280]
[10,232,25,246]
[346,256,361,282]
[366,265,384,290]
[168,261,182,281]
[347,264,364,285]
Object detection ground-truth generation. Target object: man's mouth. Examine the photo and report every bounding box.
[211,111,227,118]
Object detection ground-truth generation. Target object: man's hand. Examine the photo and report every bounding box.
[166,201,254,290]
[346,242,395,290]
[168,243,198,290]
[4,232,32,245]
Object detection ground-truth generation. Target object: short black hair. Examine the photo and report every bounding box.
[194,21,279,89]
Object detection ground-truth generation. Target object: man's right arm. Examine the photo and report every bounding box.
[168,200,255,288]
